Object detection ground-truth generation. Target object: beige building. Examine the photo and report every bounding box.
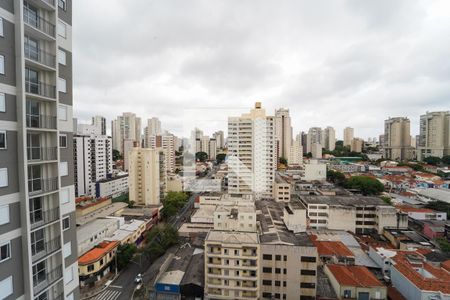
[323,126,336,151]
[311,142,322,158]
[213,130,225,149]
[275,108,293,160]
[343,127,354,147]
[289,134,303,165]
[384,117,413,161]
[306,127,322,154]
[273,174,291,202]
[128,147,166,206]
[417,111,450,160]
[145,133,176,173]
[228,102,276,198]
[350,137,364,153]
[111,112,141,154]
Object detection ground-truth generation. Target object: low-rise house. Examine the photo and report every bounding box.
[77,218,121,256]
[95,174,128,199]
[324,264,387,300]
[78,241,119,287]
[383,228,433,250]
[396,205,447,221]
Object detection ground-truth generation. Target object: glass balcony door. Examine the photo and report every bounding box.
[28,165,42,193]
[31,228,45,257]
[27,133,41,161]
[25,36,39,62]
[26,100,41,128]
[25,67,39,94]
[30,197,43,225]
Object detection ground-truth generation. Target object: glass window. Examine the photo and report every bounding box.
[0,242,10,262]
[58,77,66,93]
[57,20,66,38]
[0,131,6,149]
[0,276,12,298]
[31,229,45,256]
[0,93,5,112]
[58,105,67,121]
[59,161,68,176]
[0,169,8,188]
[58,49,66,65]
[0,17,3,37]
[0,55,4,74]
[62,216,70,230]
[59,134,67,148]
[58,0,67,10]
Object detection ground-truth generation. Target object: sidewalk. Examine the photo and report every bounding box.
[80,272,120,300]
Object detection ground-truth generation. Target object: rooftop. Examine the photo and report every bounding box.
[78,241,119,265]
[313,240,354,257]
[206,230,259,244]
[76,202,128,226]
[396,205,435,213]
[77,218,120,242]
[299,195,387,206]
[326,264,384,287]
[416,189,450,203]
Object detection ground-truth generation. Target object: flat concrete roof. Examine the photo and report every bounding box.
[299,195,386,206]
[76,202,128,226]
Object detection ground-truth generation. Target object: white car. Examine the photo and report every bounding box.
[134,273,142,284]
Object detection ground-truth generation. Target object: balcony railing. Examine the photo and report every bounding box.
[25,44,56,68]
[33,265,63,294]
[27,147,58,162]
[41,0,55,7]
[25,80,56,99]
[30,207,60,230]
[26,114,57,130]
[29,177,58,196]
[32,236,61,261]
[23,6,56,38]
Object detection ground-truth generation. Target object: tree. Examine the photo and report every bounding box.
[345,176,384,196]
[116,243,137,270]
[144,224,179,260]
[436,238,450,253]
[335,140,344,147]
[216,153,227,164]
[327,170,346,186]
[161,192,189,220]
[279,157,287,165]
[380,196,392,205]
[112,149,122,161]
[305,152,312,158]
[195,151,208,162]
[423,156,442,166]
[442,155,450,165]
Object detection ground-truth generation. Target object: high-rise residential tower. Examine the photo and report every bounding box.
[289,134,303,165]
[76,115,106,136]
[322,126,336,151]
[228,102,276,198]
[274,108,293,161]
[343,127,354,147]
[212,130,224,149]
[306,127,322,154]
[111,112,141,154]
[0,1,79,299]
[384,117,413,161]
[417,111,450,160]
[145,133,176,174]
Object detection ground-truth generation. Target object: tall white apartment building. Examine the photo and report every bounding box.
[322,126,336,151]
[73,135,113,197]
[111,112,141,154]
[275,108,293,160]
[201,135,210,155]
[417,111,450,160]
[145,133,176,174]
[146,117,161,136]
[128,147,166,206]
[77,115,106,136]
[289,134,303,165]
[0,1,79,299]
[213,130,224,149]
[343,127,354,147]
[306,127,322,154]
[228,102,276,198]
[384,117,413,161]
[209,138,217,161]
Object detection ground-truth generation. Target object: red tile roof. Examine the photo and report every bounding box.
[387,286,406,300]
[391,251,450,294]
[442,260,450,273]
[326,264,384,287]
[313,240,354,257]
[79,241,119,265]
[396,205,434,213]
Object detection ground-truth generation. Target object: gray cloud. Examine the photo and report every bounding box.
[73,0,450,138]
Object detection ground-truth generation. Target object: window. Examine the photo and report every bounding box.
[283,255,287,261]
[0,131,6,149]
[301,269,316,276]
[63,242,71,258]
[0,93,5,112]
[57,20,66,38]
[301,256,316,262]
[275,280,280,287]
[0,241,10,262]
[58,0,67,10]
[0,55,4,74]
[262,254,272,260]
[62,216,70,230]
[59,134,67,148]
[65,265,74,284]
[262,293,271,298]
[0,276,12,298]
[0,17,3,37]
[262,280,271,286]
[60,188,70,204]
[0,204,9,225]
[66,293,74,300]
[58,77,66,93]
[275,268,281,274]
[59,162,68,176]
[300,282,316,289]
[58,49,66,65]
[283,281,286,287]
[262,267,272,273]
[275,255,281,261]
[31,229,45,256]
[58,105,67,121]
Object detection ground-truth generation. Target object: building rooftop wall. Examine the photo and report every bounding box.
[299,195,387,206]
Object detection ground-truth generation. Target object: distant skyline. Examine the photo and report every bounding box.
[73,0,450,139]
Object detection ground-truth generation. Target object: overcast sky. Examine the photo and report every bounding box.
[73,0,450,139]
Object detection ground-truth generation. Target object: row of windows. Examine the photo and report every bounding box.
[262,254,287,261]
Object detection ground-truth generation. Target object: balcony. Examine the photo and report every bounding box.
[40,0,55,7]
[27,147,58,162]
[30,207,59,230]
[33,265,63,295]
[26,114,57,130]
[25,44,56,69]
[26,80,56,99]
[23,6,56,38]
[29,177,58,197]
[32,236,61,261]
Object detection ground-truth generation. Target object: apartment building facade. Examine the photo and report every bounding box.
[322,126,336,151]
[306,127,322,154]
[145,133,176,173]
[417,111,450,160]
[76,115,106,136]
[73,134,113,197]
[343,127,354,147]
[228,102,276,198]
[274,108,293,160]
[0,1,79,299]
[111,112,141,154]
[384,117,413,161]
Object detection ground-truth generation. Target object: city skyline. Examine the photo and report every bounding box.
[73,0,450,138]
